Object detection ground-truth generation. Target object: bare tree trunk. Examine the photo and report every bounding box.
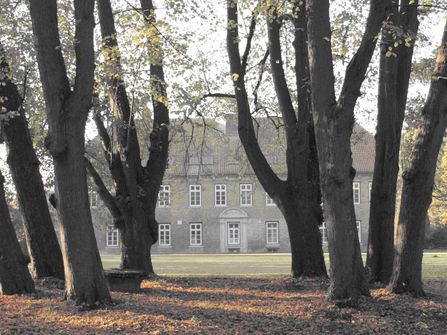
[389,22,447,296]
[119,211,153,273]
[0,46,64,280]
[0,171,35,295]
[29,0,110,305]
[268,4,326,277]
[280,194,326,277]
[226,1,326,278]
[367,0,419,284]
[91,0,169,274]
[140,0,170,274]
[306,0,388,305]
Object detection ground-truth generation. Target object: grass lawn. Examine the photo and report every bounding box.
[101,252,447,280]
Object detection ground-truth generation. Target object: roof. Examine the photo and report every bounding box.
[351,123,376,173]
[165,118,375,178]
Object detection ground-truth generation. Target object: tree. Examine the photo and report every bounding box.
[388,20,447,296]
[87,0,169,274]
[29,0,111,305]
[226,0,327,278]
[366,0,419,284]
[430,146,447,228]
[0,170,35,295]
[0,42,64,280]
[305,0,388,305]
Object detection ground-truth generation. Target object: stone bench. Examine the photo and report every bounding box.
[104,269,147,292]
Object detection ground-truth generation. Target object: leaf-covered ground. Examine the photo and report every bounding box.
[0,277,446,334]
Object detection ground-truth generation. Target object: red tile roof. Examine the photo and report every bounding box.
[166,119,375,177]
[351,123,375,173]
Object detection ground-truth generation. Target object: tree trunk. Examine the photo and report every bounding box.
[140,0,170,274]
[367,0,419,284]
[280,190,326,277]
[53,119,111,304]
[227,1,326,278]
[306,0,387,305]
[0,171,35,295]
[119,209,154,274]
[389,22,447,296]
[29,0,111,305]
[268,6,324,277]
[94,0,169,275]
[0,48,64,279]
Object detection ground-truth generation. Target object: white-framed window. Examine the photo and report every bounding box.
[189,185,201,207]
[228,222,240,245]
[90,190,98,208]
[319,222,328,245]
[266,221,279,244]
[190,223,202,246]
[158,185,171,207]
[215,184,227,207]
[240,183,253,206]
[106,225,119,247]
[356,220,362,244]
[353,182,361,204]
[369,182,372,202]
[159,223,171,246]
[265,193,276,206]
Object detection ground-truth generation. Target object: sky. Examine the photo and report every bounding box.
[2,0,447,184]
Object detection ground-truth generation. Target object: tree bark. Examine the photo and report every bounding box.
[306,0,388,305]
[226,0,326,278]
[388,21,447,296]
[140,0,170,274]
[367,0,419,284]
[92,0,169,274]
[268,4,326,277]
[29,0,111,305]
[0,171,35,295]
[0,45,64,280]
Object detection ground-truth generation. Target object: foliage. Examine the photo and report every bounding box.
[430,146,447,228]
[425,225,447,249]
[400,95,447,231]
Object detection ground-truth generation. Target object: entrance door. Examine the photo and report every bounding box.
[227,222,240,246]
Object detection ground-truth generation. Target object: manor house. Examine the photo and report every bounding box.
[92,116,375,254]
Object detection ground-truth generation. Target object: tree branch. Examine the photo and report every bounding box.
[227,0,284,196]
[71,0,95,112]
[292,0,312,123]
[241,10,258,72]
[396,0,419,115]
[85,158,124,227]
[28,0,72,157]
[92,111,112,165]
[253,49,270,110]
[339,0,388,109]
[267,6,297,126]
[140,0,170,212]
[203,93,236,99]
[97,0,142,168]
[93,111,129,198]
